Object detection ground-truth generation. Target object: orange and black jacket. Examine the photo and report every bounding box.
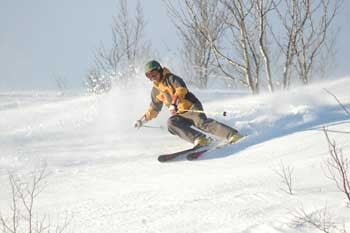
[144,68,201,120]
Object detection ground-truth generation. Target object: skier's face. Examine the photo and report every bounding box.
[146,70,161,82]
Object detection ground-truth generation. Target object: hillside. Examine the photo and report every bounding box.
[0,78,350,233]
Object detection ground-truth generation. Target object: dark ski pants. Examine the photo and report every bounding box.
[167,107,239,144]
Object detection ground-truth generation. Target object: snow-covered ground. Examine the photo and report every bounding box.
[1,78,350,233]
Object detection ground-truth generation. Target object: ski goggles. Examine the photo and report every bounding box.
[145,69,158,80]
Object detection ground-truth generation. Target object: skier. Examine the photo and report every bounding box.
[134,60,242,147]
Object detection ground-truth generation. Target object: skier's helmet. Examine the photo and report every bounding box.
[145,60,162,74]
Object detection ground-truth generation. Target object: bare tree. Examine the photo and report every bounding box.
[181,0,275,94]
[92,0,150,89]
[273,160,295,195]
[272,0,342,89]
[216,0,261,94]
[291,204,347,233]
[323,127,350,204]
[255,0,275,92]
[163,0,225,88]
[271,0,309,89]
[167,0,342,93]
[294,0,341,85]
[0,167,71,233]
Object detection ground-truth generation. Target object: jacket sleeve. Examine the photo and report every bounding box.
[168,75,188,101]
[144,87,163,120]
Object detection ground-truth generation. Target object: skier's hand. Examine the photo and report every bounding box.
[169,104,178,116]
[133,119,143,129]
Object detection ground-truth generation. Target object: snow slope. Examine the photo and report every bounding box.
[1,78,350,233]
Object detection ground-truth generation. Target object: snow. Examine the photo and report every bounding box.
[1,78,350,232]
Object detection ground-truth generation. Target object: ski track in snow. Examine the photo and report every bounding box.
[1,78,350,233]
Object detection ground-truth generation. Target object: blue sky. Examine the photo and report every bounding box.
[0,0,349,91]
[0,0,177,90]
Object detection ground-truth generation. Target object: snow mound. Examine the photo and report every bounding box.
[0,77,350,233]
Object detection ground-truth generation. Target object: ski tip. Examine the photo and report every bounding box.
[158,155,172,162]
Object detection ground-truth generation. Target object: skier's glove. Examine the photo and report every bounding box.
[169,104,178,116]
[133,119,144,129]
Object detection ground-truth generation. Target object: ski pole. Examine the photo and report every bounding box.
[142,125,163,129]
[184,109,228,116]
[136,115,163,129]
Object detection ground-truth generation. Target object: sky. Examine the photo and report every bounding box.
[0,0,349,91]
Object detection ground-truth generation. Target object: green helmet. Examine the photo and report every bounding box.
[145,60,162,74]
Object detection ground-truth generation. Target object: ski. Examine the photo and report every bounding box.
[188,136,248,160]
[186,148,210,160]
[157,145,208,162]
[158,137,245,162]
[186,143,232,160]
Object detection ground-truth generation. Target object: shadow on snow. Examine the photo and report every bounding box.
[198,104,350,161]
